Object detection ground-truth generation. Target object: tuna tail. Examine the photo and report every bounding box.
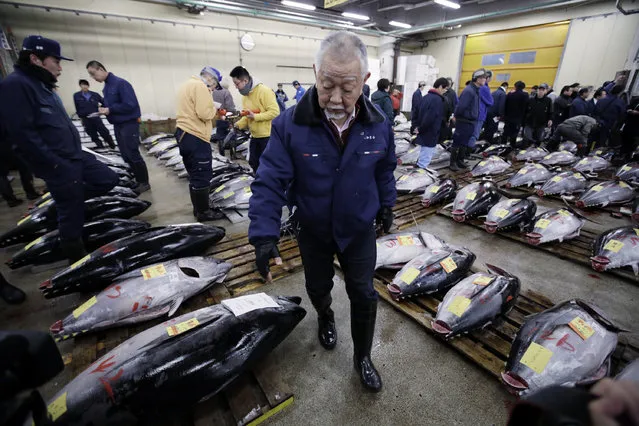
[561,197,600,224]
[485,264,515,278]
[168,297,184,317]
[496,187,532,200]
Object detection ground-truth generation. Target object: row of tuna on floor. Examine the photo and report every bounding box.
[374,231,636,396]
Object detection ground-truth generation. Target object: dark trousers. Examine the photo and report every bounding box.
[249,137,270,173]
[176,129,213,189]
[523,126,545,146]
[47,152,118,241]
[483,116,499,144]
[297,227,378,314]
[503,121,521,146]
[114,121,144,166]
[452,120,475,147]
[0,150,37,199]
[548,125,586,152]
[82,117,115,148]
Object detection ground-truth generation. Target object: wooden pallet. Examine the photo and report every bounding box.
[373,267,639,382]
[59,232,301,426]
[437,208,639,284]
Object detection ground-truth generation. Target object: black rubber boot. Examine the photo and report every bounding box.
[133,162,151,193]
[192,187,224,221]
[457,146,469,169]
[0,273,26,304]
[0,174,22,207]
[189,189,197,217]
[105,135,116,149]
[311,296,337,350]
[449,148,460,172]
[60,238,88,264]
[352,301,382,392]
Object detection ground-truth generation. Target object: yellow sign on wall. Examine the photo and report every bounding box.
[325,0,348,7]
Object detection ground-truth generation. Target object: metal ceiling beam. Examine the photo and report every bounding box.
[377,1,433,12]
[616,0,639,15]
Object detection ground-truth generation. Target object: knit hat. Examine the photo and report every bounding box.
[472,68,487,80]
[200,66,222,82]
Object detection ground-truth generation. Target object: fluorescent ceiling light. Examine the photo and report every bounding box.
[281,0,316,11]
[434,0,461,9]
[389,21,411,29]
[342,12,370,21]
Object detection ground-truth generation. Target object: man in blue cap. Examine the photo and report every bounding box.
[0,35,119,262]
[86,60,150,193]
[292,80,306,103]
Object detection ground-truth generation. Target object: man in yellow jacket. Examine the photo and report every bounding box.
[230,66,279,172]
[175,68,222,221]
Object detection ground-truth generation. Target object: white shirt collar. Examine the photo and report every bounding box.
[325,108,356,134]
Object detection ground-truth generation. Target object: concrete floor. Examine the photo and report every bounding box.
[1,153,638,426]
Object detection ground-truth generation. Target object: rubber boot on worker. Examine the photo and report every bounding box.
[312,296,337,350]
[192,187,224,221]
[104,134,116,149]
[352,300,382,392]
[189,188,197,217]
[60,238,88,264]
[457,146,469,169]
[1,176,23,207]
[23,177,40,200]
[132,162,151,193]
[449,147,460,172]
[0,272,26,304]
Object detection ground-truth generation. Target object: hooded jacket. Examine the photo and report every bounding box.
[371,90,394,122]
[235,78,280,138]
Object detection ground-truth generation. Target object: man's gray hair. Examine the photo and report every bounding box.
[315,31,369,78]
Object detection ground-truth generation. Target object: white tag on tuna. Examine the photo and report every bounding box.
[222,293,279,316]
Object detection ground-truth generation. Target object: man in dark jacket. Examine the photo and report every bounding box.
[484,81,508,144]
[442,78,458,141]
[524,83,553,146]
[593,84,627,147]
[547,115,598,154]
[410,81,426,134]
[275,83,289,113]
[415,78,449,168]
[371,78,394,122]
[569,88,591,118]
[451,68,486,170]
[469,70,494,149]
[504,80,528,147]
[73,79,115,149]
[86,60,150,193]
[248,31,396,393]
[569,82,580,100]
[0,36,118,262]
[553,86,572,127]
[589,88,606,113]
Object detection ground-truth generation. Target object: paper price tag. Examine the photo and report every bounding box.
[440,257,457,273]
[519,150,527,154]
[621,165,631,172]
[24,236,43,251]
[535,219,551,229]
[40,199,54,207]
[578,159,587,165]
[473,275,494,286]
[544,155,552,160]
[239,176,250,181]
[73,296,97,319]
[619,181,630,189]
[70,254,91,270]
[166,318,200,336]
[400,267,420,284]
[214,185,225,194]
[397,235,415,246]
[416,169,425,174]
[141,264,167,280]
[603,240,624,253]
[222,293,279,316]
[466,191,477,201]
[429,185,440,193]
[244,187,252,194]
[17,215,31,226]
[634,228,639,236]
[551,176,563,183]
[569,316,595,340]
[447,296,471,318]
[557,209,571,217]
[519,169,528,175]
[47,392,67,421]
[574,173,585,180]
[495,209,509,219]
[520,342,553,374]
[591,185,603,192]
[479,161,487,166]
[398,175,408,182]
[223,191,235,199]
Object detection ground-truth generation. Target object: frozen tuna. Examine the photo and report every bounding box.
[398,146,420,165]
[482,144,512,159]
[431,144,451,165]
[470,155,511,177]
[537,171,587,197]
[375,232,446,270]
[504,164,552,189]
[422,178,457,207]
[432,264,520,339]
[615,162,639,185]
[210,176,254,210]
[540,151,578,167]
[573,156,611,174]
[515,147,549,162]
[591,226,639,274]
[576,181,635,208]
[558,141,578,154]
[526,208,585,245]
[452,181,501,222]
[484,198,537,234]
[396,168,438,193]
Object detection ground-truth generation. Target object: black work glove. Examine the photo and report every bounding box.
[376,206,394,234]
[254,239,282,282]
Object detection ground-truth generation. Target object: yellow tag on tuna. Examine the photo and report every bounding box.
[519,169,528,175]
[621,165,631,172]
[447,296,471,318]
[619,181,630,189]
[244,187,252,194]
[70,254,90,270]
[551,176,562,183]
[440,257,457,273]
[535,219,551,229]
[40,199,54,207]
[141,264,167,280]
[569,316,595,340]
[398,176,408,182]
[591,185,603,192]
[466,191,477,201]
[214,185,225,194]
[73,296,97,319]
[473,275,493,286]
[429,185,440,193]
[495,209,509,219]
[17,215,31,226]
[47,392,67,421]
[478,161,487,166]
[520,342,553,374]
[557,209,571,217]
[166,318,200,337]
[400,267,420,284]
[603,240,624,253]
[397,235,414,246]
[24,236,43,251]
[223,191,235,199]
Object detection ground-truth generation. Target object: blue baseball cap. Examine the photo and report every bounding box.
[22,35,73,61]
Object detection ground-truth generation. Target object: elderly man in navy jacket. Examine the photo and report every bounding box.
[415,78,449,168]
[248,31,396,392]
[86,61,150,193]
[73,79,115,149]
[0,36,118,262]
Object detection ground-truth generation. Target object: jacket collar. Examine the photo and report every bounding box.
[293,85,385,127]
[105,72,117,85]
[15,63,57,89]
[427,88,443,98]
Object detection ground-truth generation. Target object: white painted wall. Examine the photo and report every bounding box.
[0,0,380,117]
[419,36,464,86]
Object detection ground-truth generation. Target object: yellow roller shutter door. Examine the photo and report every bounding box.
[460,21,570,94]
